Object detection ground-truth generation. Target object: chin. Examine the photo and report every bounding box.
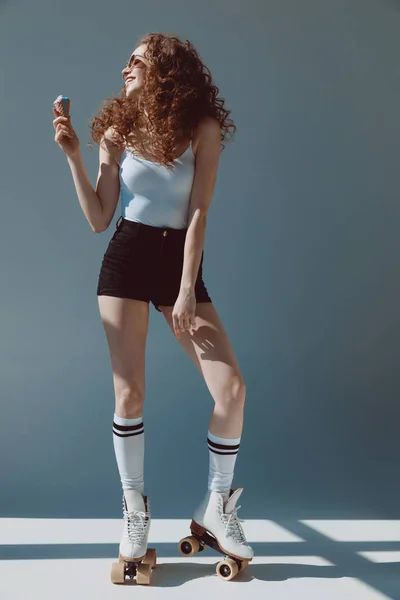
[126,86,140,97]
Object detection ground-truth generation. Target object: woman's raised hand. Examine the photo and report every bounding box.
[52,107,80,158]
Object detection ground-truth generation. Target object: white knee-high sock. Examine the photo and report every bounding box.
[207,430,241,498]
[113,413,145,494]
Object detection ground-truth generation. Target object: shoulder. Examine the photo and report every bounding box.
[101,126,124,166]
[192,117,221,156]
[194,116,221,137]
[103,126,121,146]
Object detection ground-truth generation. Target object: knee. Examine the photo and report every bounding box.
[115,384,145,418]
[220,375,246,407]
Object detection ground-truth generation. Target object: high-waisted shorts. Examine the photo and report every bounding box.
[96,216,213,312]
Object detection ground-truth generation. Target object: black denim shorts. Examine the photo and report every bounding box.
[96,216,212,312]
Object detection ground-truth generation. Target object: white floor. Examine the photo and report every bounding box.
[1,517,399,598]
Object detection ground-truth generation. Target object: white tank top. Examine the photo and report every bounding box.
[119,140,195,229]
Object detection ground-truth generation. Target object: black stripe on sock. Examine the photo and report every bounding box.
[113,421,143,432]
[113,429,144,437]
[113,429,144,438]
[207,437,240,451]
[113,421,144,437]
[208,448,239,455]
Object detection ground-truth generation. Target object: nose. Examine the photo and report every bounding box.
[122,63,134,77]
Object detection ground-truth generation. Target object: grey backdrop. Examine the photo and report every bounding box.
[1,0,400,594]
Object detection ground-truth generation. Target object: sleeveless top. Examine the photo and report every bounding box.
[119,140,195,229]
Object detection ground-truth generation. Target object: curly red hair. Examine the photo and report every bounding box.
[88,32,236,168]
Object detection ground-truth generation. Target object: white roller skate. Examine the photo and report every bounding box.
[178,487,254,581]
[119,489,151,561]
[110,489,156,586]
[191,487,254,561]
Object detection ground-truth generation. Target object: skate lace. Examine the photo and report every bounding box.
[122,499,150,545]
[221,505,247,544]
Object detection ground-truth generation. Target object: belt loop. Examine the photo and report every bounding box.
[116,216,123,230]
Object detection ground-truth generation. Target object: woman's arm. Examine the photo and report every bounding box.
[67,151,104,233]
[180,116,221,291]
[66,128,120,233]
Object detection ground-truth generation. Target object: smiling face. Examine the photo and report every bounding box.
[122,43,150,98]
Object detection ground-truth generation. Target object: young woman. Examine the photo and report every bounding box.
[53,32,253,568]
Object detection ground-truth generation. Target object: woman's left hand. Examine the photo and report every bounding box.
[172,289,197,338]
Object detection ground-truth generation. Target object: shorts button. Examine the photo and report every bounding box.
[163,230,168,236]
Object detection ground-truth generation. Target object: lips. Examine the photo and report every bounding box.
[125,77,135,85]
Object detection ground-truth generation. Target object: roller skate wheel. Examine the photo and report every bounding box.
[178,535,200,556]
[111,561,126,584]
[142,547,157,569]
[136,562,152,585]
[216,557,239,581]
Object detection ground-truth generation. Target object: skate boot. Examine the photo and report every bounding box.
[119,489,151,562]
[110,489,156,585]
[192,487,254,561]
